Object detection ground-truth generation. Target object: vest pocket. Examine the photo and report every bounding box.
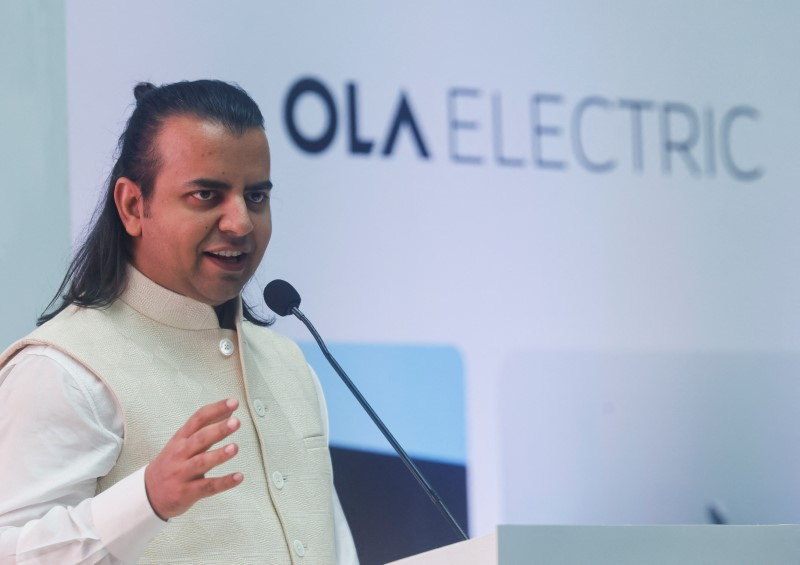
[303,434,326,449]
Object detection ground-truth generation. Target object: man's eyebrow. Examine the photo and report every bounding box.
[187,178,230,190]
[245,180,273,191]
[186,178,273,191]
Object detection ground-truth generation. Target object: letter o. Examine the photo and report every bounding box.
[283,78,337,153]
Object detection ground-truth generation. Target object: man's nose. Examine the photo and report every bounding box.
[218,197,253,236]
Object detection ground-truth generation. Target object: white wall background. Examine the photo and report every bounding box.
[10,0,794,535]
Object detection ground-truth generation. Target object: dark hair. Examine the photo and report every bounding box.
[39,79,271,326]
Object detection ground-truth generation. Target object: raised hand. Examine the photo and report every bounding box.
[144,398,244,520]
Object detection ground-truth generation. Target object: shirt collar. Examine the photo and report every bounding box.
[119,265,242,331]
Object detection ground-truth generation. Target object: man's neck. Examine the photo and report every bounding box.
[213,299,238,330]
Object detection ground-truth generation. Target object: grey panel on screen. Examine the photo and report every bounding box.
[499,351,800,525]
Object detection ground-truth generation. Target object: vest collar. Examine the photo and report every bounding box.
[120,265,241,331]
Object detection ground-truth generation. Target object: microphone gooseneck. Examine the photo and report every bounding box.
[263,280,469,543]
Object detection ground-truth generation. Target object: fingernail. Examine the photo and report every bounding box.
[227,417,239,430]
[225,443,236,455]
[226,398,238,410]
[234,473,244,483]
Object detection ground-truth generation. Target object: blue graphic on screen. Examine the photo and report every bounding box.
[298,343,466,465]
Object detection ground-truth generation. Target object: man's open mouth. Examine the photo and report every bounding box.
[204,250,246,264]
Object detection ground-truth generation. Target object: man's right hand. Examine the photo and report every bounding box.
[144,398,243,520]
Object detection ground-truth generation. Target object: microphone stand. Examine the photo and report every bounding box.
[290,305,469,542]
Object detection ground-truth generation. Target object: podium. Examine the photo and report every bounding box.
[387,524,800,564]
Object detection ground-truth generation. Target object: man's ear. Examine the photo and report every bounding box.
[114,177,145,237]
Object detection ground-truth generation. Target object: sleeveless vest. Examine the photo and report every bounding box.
[0,268,336,564]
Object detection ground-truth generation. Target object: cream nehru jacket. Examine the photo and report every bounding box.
[0,267,337,564]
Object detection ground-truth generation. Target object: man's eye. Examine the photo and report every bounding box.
[193,190,215,201]
[247,192,268,204]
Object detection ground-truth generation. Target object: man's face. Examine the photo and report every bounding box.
[125,115,272,305]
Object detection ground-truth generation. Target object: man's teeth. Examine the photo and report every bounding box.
[210,250,243,257]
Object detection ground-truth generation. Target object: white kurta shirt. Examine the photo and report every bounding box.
[0,345,358,564]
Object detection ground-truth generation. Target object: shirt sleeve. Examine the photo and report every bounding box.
[308,364,360,565]
[0,346,166,564]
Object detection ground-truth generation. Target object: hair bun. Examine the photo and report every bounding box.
[133,82,156,102]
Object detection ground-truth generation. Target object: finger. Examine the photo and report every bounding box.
[192,472,245,500]
[184,416,240,457]
[187,443,239,479]
[178,398,239,438]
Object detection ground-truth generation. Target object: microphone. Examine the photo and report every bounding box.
[264,279,300,315]
[263,280,468,542]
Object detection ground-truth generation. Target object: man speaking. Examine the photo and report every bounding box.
[0,80,358,564]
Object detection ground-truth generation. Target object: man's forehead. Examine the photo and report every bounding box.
[144,114,270,194]
[150,115,270,168]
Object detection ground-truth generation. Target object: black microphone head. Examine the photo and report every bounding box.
[264,279,301,316]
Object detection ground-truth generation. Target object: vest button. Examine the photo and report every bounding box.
[272,470,285,489]
[253,399,266,417]
[219,338,235,356]
[293,539,305,557]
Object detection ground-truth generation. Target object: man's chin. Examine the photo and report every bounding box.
[202,279,251,306]
[191,265,256,306]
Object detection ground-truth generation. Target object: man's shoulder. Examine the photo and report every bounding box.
[40,302,115,325]
[0,303,120,369]
[32,303,120,340]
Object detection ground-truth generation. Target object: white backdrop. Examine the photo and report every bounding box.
[64,1,800,535]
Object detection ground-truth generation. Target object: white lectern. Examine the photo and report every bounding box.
[387,525,800,564]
